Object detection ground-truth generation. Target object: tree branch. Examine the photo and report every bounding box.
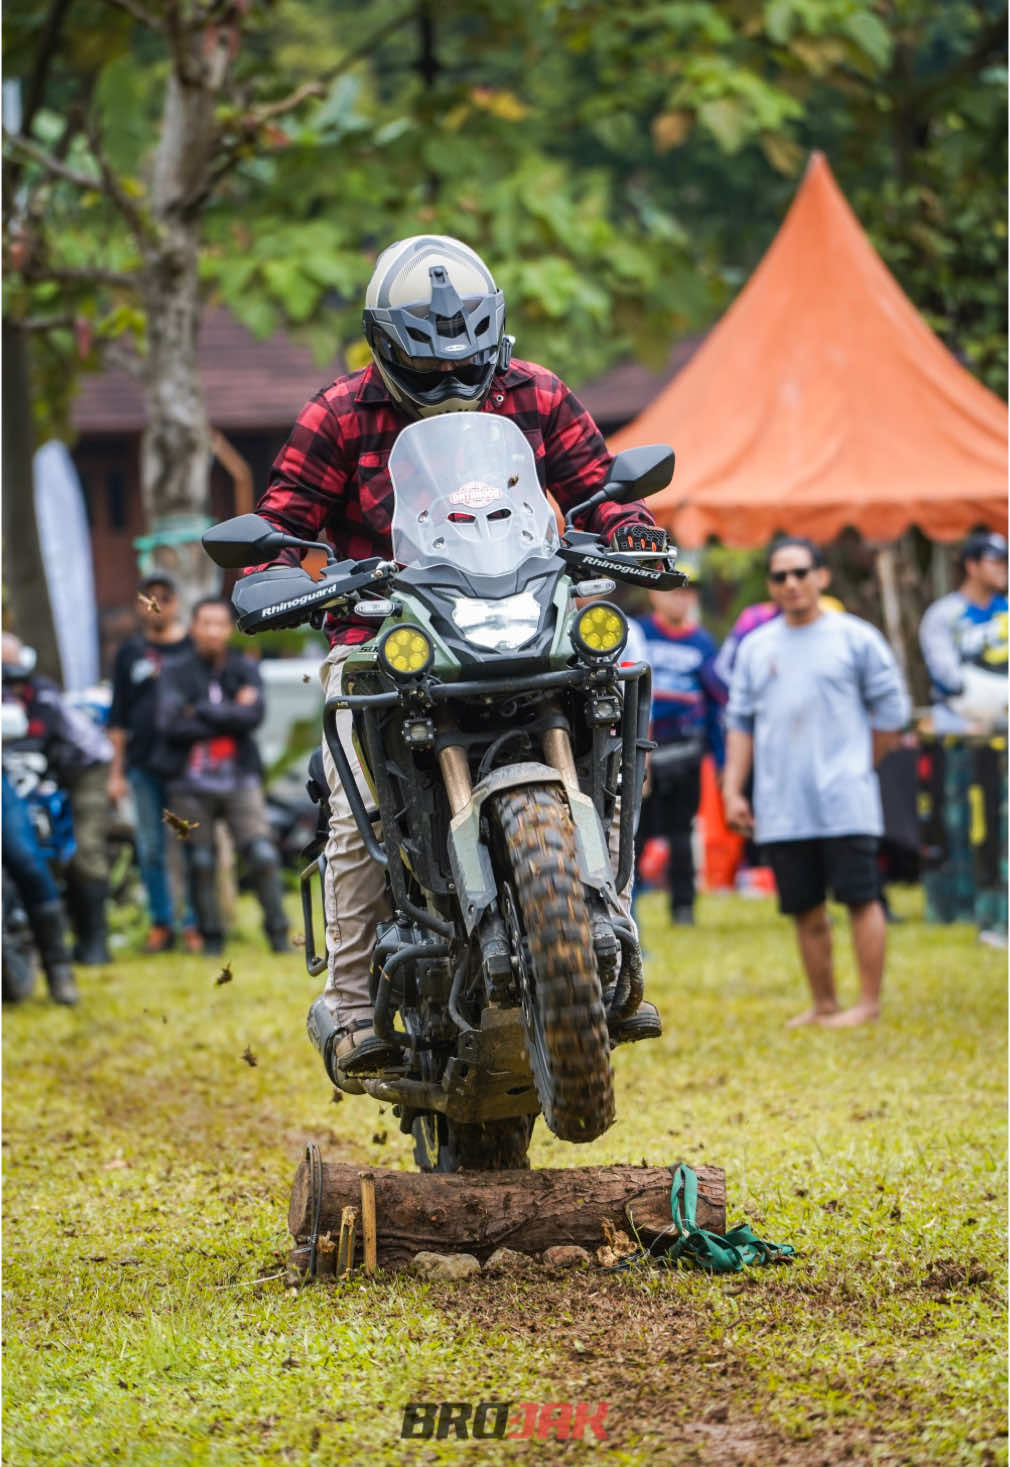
[2,127,102,191]
[21,0,76,139]
[100,0,164,33]
[249,79,326,128]
[25,263,138,289]
[82,115,158,246]
[21,313,78,332]
[203,6,416,195]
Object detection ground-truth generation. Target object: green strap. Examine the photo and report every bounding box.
[618,1163,795,1275]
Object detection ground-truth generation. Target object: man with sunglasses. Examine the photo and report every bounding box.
[722,537,909,1027]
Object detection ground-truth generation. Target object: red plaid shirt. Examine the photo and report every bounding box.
[255,358,654,643]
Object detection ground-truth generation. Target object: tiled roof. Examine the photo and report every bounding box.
[71,305,700,434]
[71,306,345,434]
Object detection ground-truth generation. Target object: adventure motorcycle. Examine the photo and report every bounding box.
[204,415,683,1171]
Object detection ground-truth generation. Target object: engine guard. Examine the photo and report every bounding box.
[359,1005,539,1122]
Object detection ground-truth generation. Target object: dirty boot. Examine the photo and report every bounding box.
[28,900,79,1006]
[66,876,110,965]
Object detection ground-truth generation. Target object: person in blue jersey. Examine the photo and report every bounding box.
[919,531,1007,734]
[628,567,726,925]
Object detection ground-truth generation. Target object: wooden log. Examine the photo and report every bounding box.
[288,1162,725,1269]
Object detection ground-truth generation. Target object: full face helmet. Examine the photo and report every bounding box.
[362,235,509,418]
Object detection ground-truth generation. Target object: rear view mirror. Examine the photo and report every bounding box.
[203,513,328,570]
[604,445,676,503]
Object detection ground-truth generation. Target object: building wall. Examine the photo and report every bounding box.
[72,429,286,674]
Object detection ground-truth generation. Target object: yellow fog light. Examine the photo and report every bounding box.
[573,602,628,660]
[379,625,434,677]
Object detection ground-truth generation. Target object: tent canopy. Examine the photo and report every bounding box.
[610,153,1007,548]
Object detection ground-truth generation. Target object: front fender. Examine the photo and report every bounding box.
[447,761,615,934]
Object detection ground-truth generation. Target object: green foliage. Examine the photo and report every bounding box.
[2,887,1005,1463]
[3,0,1005,450]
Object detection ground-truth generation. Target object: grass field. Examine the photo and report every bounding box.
[3,885,1006,1466]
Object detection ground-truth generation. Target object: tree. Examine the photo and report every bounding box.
[4,0,337,602]
[6,0,992,617]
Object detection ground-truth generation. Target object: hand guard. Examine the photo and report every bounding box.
[609,523,669,555]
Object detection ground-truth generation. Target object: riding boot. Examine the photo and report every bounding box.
[246,840,291,952]
[27,900,79,1006]
[66,875,111,965]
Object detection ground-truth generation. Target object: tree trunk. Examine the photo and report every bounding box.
[136,32,236,609]
[1,320,62,679]
[288,1160,726,1269]
[138,237,218,608]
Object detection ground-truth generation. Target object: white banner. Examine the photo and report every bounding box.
[33,439,100,691]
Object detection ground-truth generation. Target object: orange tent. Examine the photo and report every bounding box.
[610,153,1008,548]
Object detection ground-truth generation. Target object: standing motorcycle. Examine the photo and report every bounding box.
[204,415,683,1171]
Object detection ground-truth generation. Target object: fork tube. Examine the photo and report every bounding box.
[438,744,472,816]
[542,726,579,788]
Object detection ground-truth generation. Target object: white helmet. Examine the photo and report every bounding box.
[362,235,509,418]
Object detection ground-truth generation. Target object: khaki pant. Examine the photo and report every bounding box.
[316,645,636,1028]
[319,646,392,1027]
[68,762,111,883]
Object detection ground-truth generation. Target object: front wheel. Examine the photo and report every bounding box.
[493,784,615,1143]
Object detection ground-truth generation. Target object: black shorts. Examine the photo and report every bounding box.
[764,836,881,916]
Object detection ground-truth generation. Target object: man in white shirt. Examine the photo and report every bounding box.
[722,537,910,1028]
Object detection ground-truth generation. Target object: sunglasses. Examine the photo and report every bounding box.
[769,566,815,584]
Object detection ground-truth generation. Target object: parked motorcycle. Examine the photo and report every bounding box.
[204,415,682,1171]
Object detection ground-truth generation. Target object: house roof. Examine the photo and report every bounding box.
[610,152,1008,547]
[71,304,701,436]
[71,307,346,434]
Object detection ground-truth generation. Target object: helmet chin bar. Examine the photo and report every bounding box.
[374,355,495,419]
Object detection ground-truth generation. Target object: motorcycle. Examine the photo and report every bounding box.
[203,414,683,1171]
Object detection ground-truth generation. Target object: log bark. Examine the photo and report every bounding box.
[288,1161,726,1269]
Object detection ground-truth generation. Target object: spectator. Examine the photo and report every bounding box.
[157,598,291,957]
[1,634,113,966]
[918,531,1008,945]
[722,536,909,1028]
[0,711,78,1002]
[628,570,726,924]
[108,573,193,952]
[919,531,1007,734]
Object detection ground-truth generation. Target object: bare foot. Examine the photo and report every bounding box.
[818,1003,880,1028]
[786,1006,838,1028]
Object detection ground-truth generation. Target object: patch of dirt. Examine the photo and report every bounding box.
[920,1257,994,1295]
[421,1272,886,1465]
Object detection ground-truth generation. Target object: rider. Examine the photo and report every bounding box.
[251,234,667,1088]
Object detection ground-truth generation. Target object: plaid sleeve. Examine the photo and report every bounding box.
[255,390,352,541]
[540,374,655,540]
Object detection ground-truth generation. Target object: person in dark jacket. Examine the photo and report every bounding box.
[2,633,113,969]
[157,598,290,956]
[108,572,194,952]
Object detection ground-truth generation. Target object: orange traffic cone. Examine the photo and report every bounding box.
[697,755,744,891]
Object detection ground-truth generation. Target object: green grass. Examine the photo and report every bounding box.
[3,886,1006,1465]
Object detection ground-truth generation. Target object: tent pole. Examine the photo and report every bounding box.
[874,544,908,682]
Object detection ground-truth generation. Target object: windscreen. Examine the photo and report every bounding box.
[389,415,559,578]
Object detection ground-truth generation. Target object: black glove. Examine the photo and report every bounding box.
[609,523,669,555]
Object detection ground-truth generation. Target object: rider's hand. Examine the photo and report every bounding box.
[723,790,754,837]
[235,685,259,707]
[609,523,668,555]
[108,769,127,806]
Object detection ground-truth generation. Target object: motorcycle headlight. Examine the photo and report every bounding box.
[449,592,541,652]
[379,626,433,678]
[572,602,628,661]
